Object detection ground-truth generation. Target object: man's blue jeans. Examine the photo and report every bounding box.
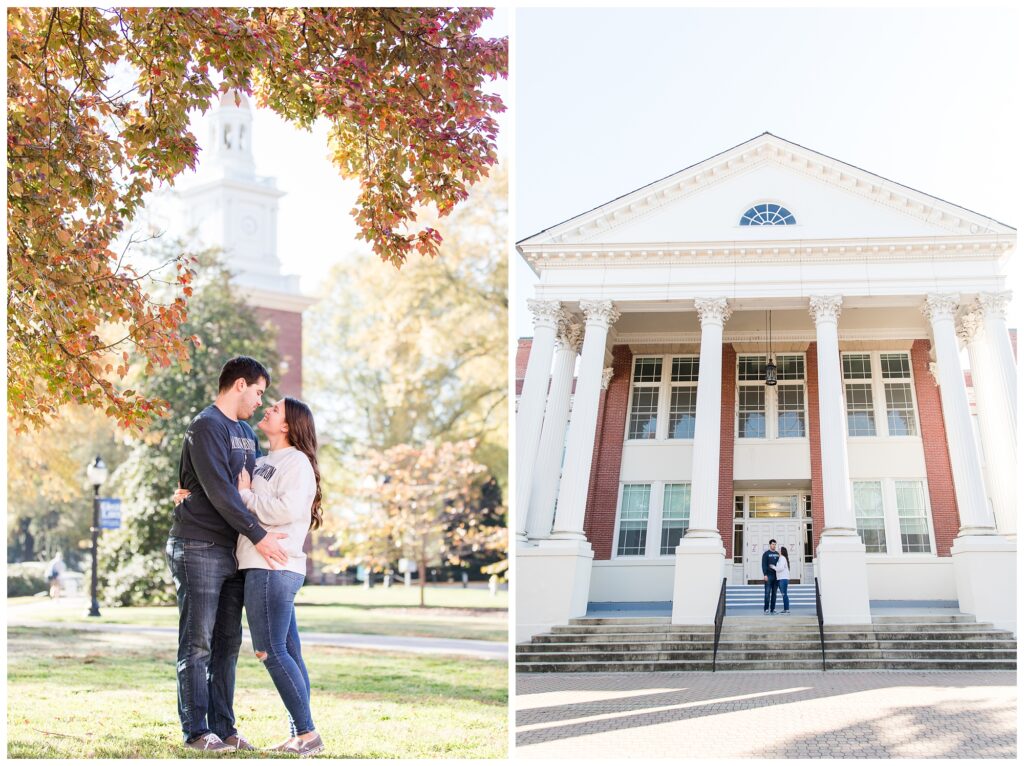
[763,576,779,612]
[244,569,314,735]
[166,536,244,743]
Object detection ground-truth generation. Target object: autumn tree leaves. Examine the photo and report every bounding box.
[7,7,506,432]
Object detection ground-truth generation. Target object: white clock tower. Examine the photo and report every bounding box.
[176,90,314,398]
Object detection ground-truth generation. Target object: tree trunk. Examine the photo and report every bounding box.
[418,557,427,607]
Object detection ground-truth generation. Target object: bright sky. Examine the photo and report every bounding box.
[209,9,508,296]
[512,7,1022,342]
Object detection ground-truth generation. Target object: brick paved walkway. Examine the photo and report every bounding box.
[516,672,1016,758]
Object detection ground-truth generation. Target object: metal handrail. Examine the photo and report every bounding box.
[711,577,727,672]
[814,577,826,671]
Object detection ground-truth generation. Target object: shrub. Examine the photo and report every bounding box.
[8,562,48,597]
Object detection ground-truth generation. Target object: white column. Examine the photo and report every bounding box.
[924,293,1015,632]
[977,291,1017,438]
[672,298,729,625]
[519,302,617,641]
[550,300,620,540]
[922,295,996,535]
[957,309,1015,538]
[809,295,871,625]
[526,320,582,540]
[515,300,565,543]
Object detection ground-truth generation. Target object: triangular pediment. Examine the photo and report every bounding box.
[518,133,1014,248]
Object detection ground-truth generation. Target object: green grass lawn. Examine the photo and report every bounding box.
[7,625,507,758]
[9,585,509,642]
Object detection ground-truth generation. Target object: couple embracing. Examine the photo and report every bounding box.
[166,356,325,756]
[761,539,792,615]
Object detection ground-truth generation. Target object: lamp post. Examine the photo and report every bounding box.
[86,455,108,618]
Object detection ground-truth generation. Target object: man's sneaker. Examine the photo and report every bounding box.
[185,733,236,753]
[273,733,325,758]
[225,733,256,751]
[764,609,769,615]
[769,611,777,615]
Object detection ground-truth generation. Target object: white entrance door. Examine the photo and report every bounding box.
[744,520,803,583]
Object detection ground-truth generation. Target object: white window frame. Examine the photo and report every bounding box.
[735,353,808,441]
[853,477,937,558]
[842,351,922,441]
[623,354,700,442]
[612,480,692,559]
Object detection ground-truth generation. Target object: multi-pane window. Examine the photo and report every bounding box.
[737,354,806,439]
[660,484,691,555]
[668,358,699,438]
[881,353,918,436]
[738,387,766,438]
[843,354,876,436]
[895,481,931,553]
[853,481,887,553]
[626,355,699,441]
[843,352,919,438]
[628,358,661,439]
[616,484,650,556]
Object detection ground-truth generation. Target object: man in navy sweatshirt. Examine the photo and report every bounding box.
[762,539,781,615]
[166,356,288,752]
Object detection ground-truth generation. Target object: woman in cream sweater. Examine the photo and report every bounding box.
[176,396,324,756]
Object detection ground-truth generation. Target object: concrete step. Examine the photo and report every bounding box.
[536,631,717,643]
[569,616,672,626]
[518,660,714,673]
[518,651,716,663]
[517,641,715,653]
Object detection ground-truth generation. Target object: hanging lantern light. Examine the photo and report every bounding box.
[765,310,777,386]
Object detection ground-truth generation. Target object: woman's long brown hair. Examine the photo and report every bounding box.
[283,397,323,530]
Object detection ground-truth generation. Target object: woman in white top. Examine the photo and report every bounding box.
[771,546,791,614]
[175,397,324,756]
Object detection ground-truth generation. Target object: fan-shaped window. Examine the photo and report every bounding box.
[740,203,796,226]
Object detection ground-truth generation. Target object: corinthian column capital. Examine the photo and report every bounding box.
[808,295,843,325]
[921,293,960,324]
[977,291,1012,320]
[555,320,584,354]
[956,310,985,347]
[694,298,732,326]
[601,367,614,390]
[579,299,620,328]
[527,299,566,329]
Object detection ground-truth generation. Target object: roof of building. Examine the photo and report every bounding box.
[517,132,1015,247]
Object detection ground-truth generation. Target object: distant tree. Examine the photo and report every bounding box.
[346,440,497,607]
[99,249,279,605]
[8,7,506,433]
[305,163,508,484]
[6,403,130,567]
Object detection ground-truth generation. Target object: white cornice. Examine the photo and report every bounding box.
[518,134,1015,249]
[520,235,1013,270]
[617,328,928,344]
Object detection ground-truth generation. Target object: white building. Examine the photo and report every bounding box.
[515,133,1016,641]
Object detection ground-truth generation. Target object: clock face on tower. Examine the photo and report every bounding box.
[241,215,259,236]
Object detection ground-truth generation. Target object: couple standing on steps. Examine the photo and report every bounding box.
[761,539,791,615]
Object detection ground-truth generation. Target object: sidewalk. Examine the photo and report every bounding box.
[516,671,1016,758]
[9,598,506,661]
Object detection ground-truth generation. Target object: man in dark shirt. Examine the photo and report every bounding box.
[762,539,781,615]
[166,356,288,752]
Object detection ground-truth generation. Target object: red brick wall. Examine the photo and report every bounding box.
[718,345,737,558]
[252,306,303,398]
[515,338,532,396]
[911,339,961,556]
[805,343,825,554]
[584,345,632,560]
